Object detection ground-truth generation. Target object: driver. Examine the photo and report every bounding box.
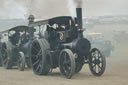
[20,31,29,45]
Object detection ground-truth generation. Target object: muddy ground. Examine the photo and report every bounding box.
[0,42,128,85]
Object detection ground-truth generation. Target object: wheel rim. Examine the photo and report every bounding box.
[59,49,75,79]
[31,41,43,74]
[89,48,106,76]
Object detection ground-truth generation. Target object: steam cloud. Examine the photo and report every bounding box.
[68,0,76,17]
[68,0,83,17]
[74,0,82,8]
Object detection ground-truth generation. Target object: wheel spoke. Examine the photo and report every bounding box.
[35,49,42,58]
[99,60,102,63]
[91,52,95,56]
[92,53,96,60]
[32,46,39,52]
[35,64,40,72]
[37,49,42,55]
[33,60,40,66]
[97,64,101,72]
[93,64,96,72]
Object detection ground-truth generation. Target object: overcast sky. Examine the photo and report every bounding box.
[0,0,128,19]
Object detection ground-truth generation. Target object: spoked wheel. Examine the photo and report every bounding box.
[89,48,106,76]
[1,42,12,69]
[59,49,75,79]
[17,52,25,71]
[30,39,50,75]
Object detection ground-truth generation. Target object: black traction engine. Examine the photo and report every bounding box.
[29,8,106,79]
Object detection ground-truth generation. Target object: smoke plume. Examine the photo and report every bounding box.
[68,0,83,17]
[74,0,82,8]
[68,0,76,17]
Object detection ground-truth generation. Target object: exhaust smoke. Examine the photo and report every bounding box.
[68,0,83,17]
[74,0,82,8]
[68,0,76,17]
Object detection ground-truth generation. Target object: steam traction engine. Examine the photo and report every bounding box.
[30,8,106,79]
[1,25,34,71]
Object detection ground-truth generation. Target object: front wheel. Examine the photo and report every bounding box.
[89,48,106,76]
[59,49,75,79]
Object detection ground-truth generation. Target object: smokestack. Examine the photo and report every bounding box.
[76,8,82,30]
[75,0,83,36]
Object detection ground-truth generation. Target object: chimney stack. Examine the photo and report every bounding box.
[76,8,82,30]
[75,0,83,37]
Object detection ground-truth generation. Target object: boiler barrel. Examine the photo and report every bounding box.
[61,38,91,56]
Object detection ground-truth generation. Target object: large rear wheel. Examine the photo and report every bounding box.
[30,39,51,75]
[89,48,106,76]
[59,49,75,79]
